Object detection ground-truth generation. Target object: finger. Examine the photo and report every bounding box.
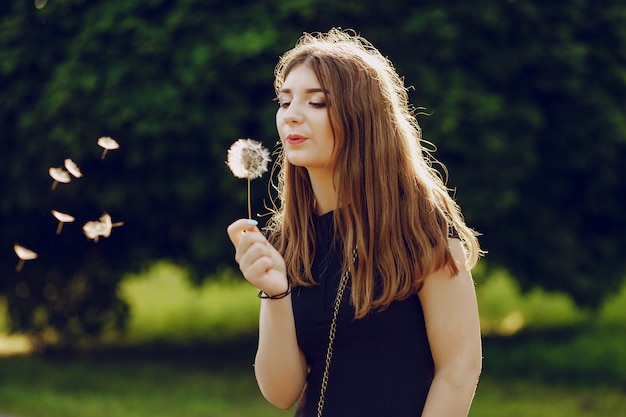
[234,228,270,264]
[235,237,268,266]
[237,240,273,277]
[227,218,260,247]
[240,252,273,283]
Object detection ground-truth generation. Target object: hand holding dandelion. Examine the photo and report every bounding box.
[226,138,271,220]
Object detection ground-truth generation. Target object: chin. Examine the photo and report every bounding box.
[285,152,308,167]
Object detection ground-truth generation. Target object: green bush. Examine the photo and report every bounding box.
[118,262,260,345]
[476,267,590,336]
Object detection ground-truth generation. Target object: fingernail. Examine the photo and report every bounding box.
[247,219,258,226]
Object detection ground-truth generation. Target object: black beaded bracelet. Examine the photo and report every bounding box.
[258,284,292,300]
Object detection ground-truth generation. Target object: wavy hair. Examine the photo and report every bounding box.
[266,29,482,318]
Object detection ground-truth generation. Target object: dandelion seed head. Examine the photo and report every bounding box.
[226,138,271,180]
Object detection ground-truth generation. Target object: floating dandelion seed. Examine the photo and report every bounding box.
[83,212,124,242]
[226,138,271,220]
[14,244,38,272]
[97,136,120,159]
[51,210,75,234]
[64,158,83,178]
[49,167,71,190]
[98,212,125,236]
[83,220,105,242]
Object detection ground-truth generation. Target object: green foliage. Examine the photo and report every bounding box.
[1,0,625,342]
[394,1,626,308]
[476,267,589,335]
[118,262,259,344]
[118,261,626,346]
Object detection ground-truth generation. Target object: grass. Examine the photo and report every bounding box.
[471,377,626,417]
[0,261,625,417]
[0,348,624,417]
[0,346,294,417]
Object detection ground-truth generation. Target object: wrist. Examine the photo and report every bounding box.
[258,282,292,300]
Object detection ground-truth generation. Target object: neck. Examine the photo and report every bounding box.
[308,168,338,215]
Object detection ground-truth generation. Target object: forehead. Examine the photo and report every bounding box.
[280,64,322,91]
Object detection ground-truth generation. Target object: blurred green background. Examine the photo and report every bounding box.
[1,0,625,416]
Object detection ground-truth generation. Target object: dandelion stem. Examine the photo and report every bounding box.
[247,178,252,220]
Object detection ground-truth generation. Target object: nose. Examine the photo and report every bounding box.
[282,103,303,125]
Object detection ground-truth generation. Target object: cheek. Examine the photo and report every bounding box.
[323,118,336,146]
[275,112,284,137]
[323,111,336,138]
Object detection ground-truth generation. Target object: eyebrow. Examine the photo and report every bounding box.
[278,88,329,94]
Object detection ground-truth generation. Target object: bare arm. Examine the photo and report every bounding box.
[227,219,307,409]
[419,238,482,417]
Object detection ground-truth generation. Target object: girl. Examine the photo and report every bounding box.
[227,28,482,417]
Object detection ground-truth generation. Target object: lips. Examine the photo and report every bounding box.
[286,134,307,145]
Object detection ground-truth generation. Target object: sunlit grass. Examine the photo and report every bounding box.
[0,354,623,417]
[470,377,626,417]
[0,353,294,417]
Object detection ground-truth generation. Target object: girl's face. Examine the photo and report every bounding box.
[276,64,336,173]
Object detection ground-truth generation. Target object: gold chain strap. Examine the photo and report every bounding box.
[316,248,357,417]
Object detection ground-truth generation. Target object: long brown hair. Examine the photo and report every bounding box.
[266,29,482,318]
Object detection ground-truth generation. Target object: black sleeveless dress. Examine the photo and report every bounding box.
[291,212,434,417]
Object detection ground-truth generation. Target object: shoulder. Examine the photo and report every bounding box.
[418,238,474,306]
